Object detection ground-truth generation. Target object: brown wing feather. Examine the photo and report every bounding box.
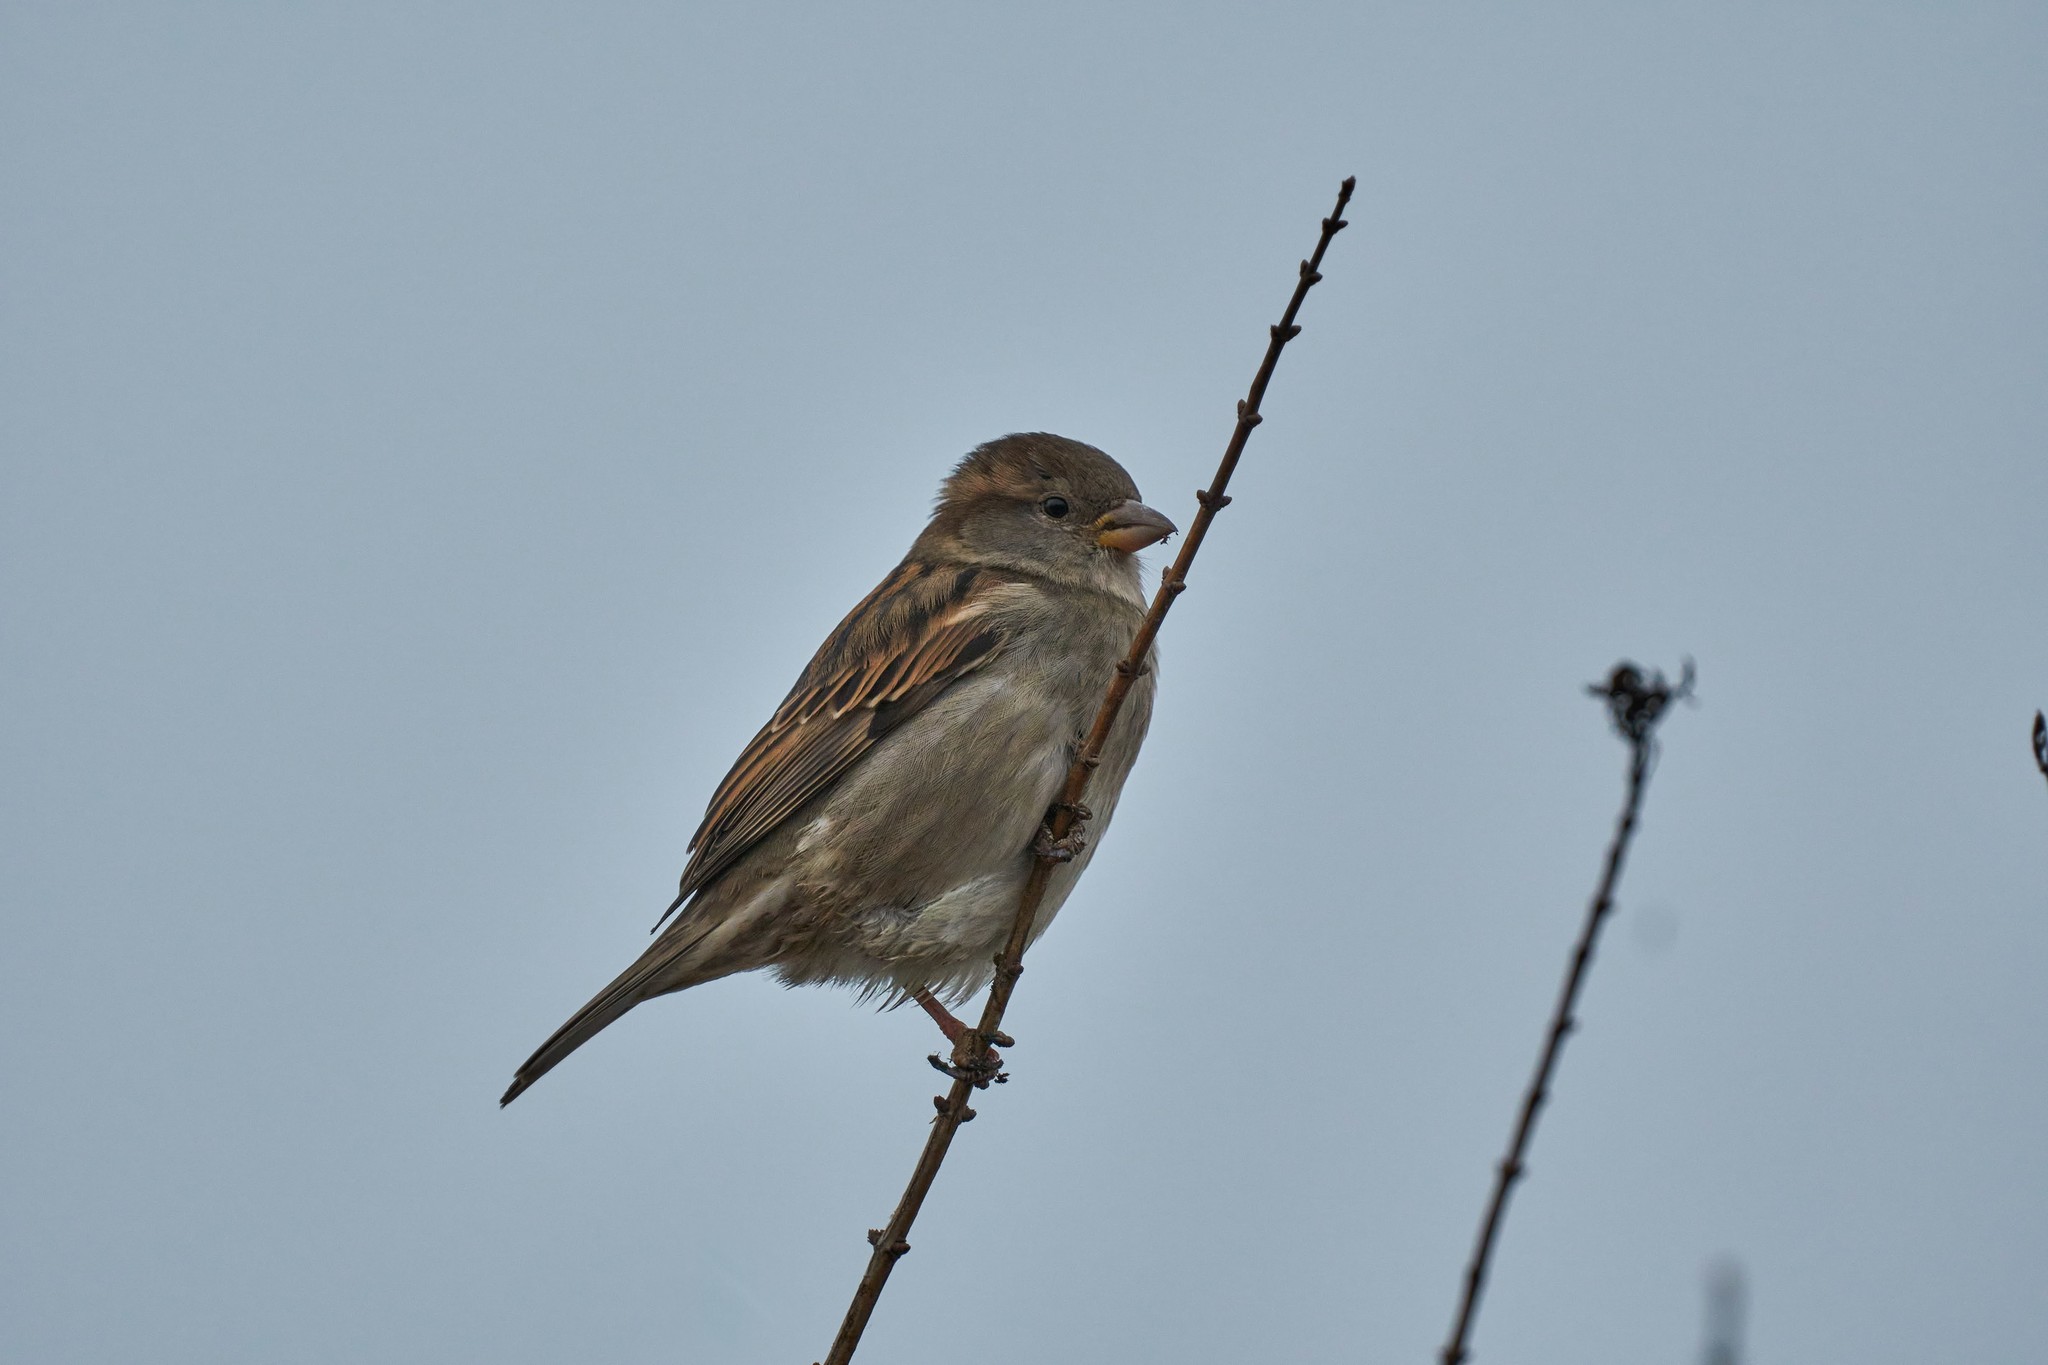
[658,560,1009,921]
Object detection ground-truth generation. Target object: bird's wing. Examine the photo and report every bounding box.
[660,560,1012,922]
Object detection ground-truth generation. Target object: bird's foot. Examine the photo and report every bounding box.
[927,1044,1008,1088]
[912,985,1011,1087]
[1032,820,1087,863]
[924,1020,1009,1087]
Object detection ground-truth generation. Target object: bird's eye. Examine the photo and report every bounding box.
[1040,496,1070,519]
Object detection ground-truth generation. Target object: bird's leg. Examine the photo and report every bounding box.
[912,985,1010,1087]
[910,984,971,1044]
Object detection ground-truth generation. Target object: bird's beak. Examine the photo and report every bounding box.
[1095,500,1178,553]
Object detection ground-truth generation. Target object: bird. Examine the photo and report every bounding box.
[501,433,1176,1106]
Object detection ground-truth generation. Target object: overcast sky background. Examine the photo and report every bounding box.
[5,5,2045,1363]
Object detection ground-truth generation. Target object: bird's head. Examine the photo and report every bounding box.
[915,433,1176,593]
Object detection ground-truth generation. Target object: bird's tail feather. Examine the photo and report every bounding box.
[500,927,726,1107]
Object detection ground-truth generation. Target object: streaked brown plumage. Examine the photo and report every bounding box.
[501,434,1173,1106]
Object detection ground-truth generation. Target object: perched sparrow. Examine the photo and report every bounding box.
[501,434,1175,1105]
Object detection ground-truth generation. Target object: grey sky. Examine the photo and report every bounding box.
[4,4,2044,1362]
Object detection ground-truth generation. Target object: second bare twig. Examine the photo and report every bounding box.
[1438,658,1694,1365]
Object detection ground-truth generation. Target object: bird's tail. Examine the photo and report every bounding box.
[500,973,643,1107]
[500,920,732,1107]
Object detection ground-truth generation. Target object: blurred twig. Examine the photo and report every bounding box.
[816,177,1356,1365]
[1700,1258,1746,1365]
[1437,659,1695,1365]
[2032,711,2046,789]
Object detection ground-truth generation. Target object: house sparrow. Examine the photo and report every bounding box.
[501,433,1175,1106]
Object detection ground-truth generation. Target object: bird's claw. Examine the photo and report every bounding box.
[927,1026,1011,1087]
[927,1051,1009,1088]
[1033,823,1086,863]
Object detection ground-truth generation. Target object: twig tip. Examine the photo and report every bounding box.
[1587,658,1696,744]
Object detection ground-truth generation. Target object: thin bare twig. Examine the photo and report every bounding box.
[816,176,1356,1365]
[1438,659,1695,1365]
[1699,1259,1746,1365]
